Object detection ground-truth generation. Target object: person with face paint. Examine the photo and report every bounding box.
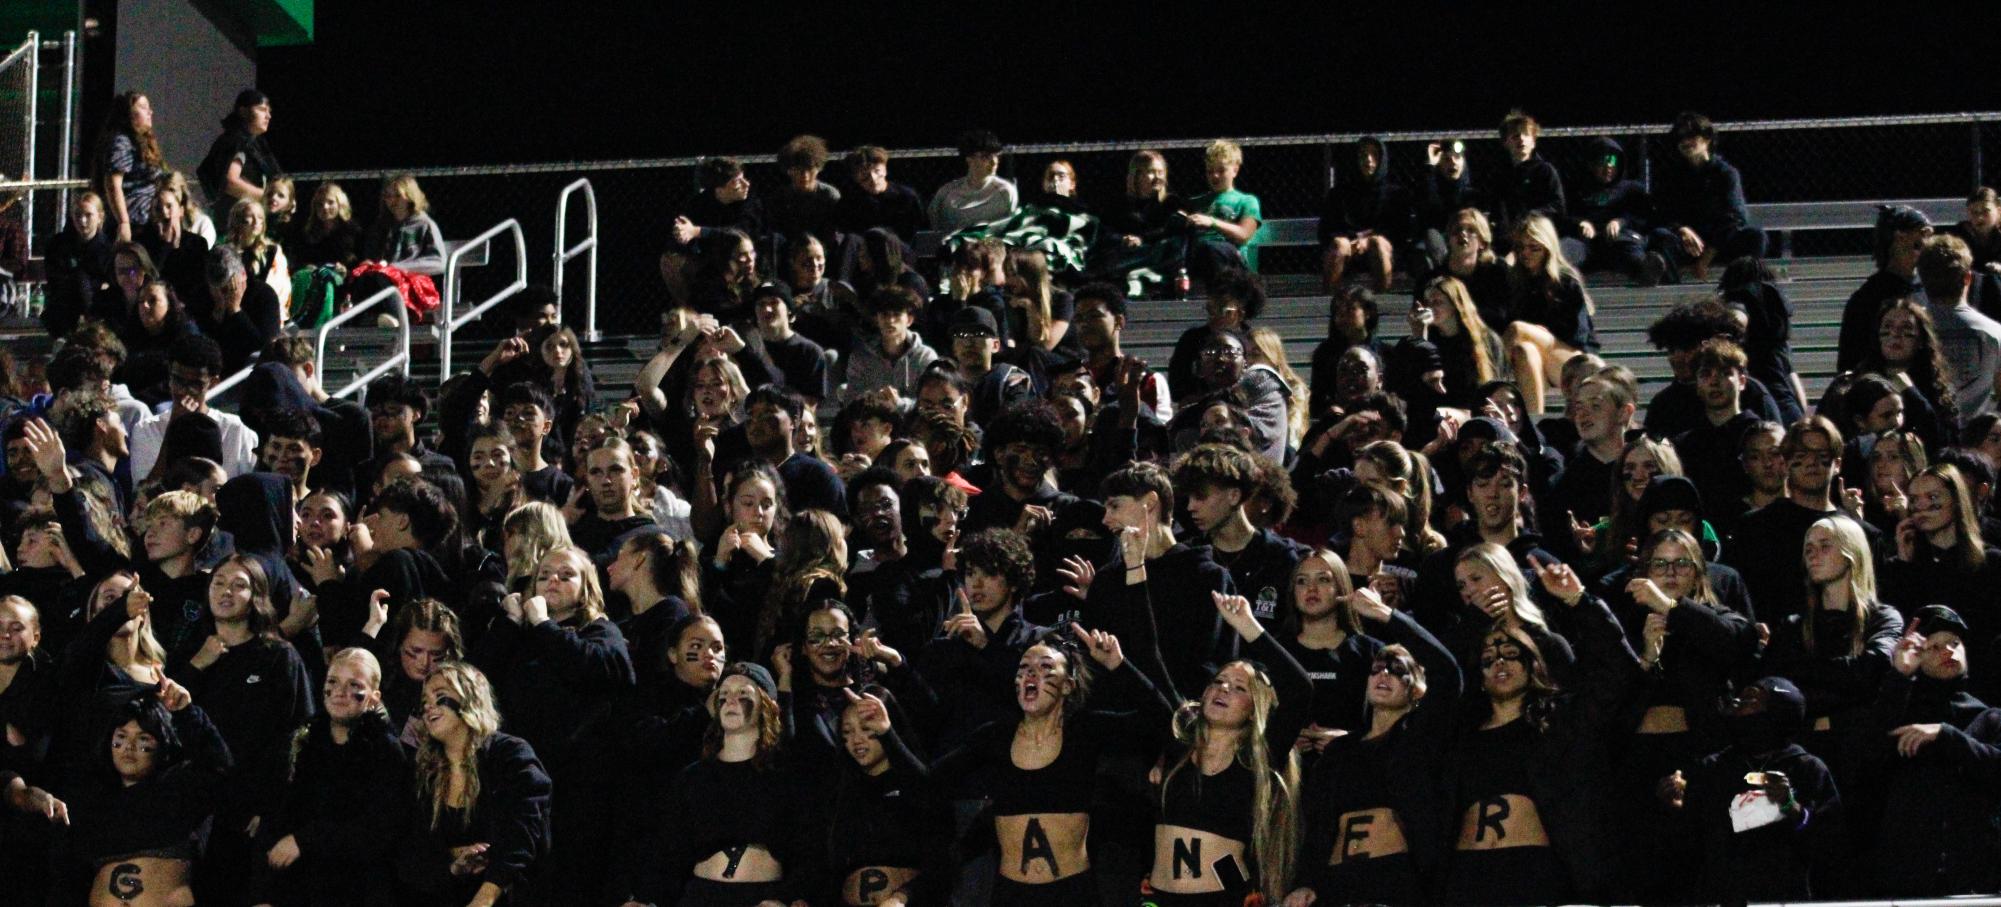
[601,614,728,903]
[962,402,1106,597]
[913,621,1165,907]
[1881,464,2001,644]
[627,662,813,907]
[1837,204,1934,372]
[1725,417,1882,627]
[1863,605,2001,895]
[373,599,465,745]
[1657,676,1839,903]
[396,661,551,907]
[1411,445,1564,649]
[54,693,232,907]
[250,647,408,906]
[1289,586,1461,907]
[1437,551,1640,905]
[844,469,953,660]
[816,686,950,907]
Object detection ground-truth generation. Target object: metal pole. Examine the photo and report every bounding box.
[1972,123,1985,195]
[56,31,75,222]
[22,31,36,247]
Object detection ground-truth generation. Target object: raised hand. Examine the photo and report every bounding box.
[1212,590,1264,642]
[521,595,550,626]
[851,628,903,669]
[303,545,344,585]
[480,336,529,375]
[942,588,988,649]
[191,635,230,670]
[1891,624,1924,677]
[1625,577,1675,615]
[1657,770,1687,810]
[769,643,795,691]
[738,530,774,562]
[561,486,590,524]
[158,678,192,712]
[1527,554,1585,606]
[1346,585,1392,624]
[499,593,525,626]
[1058,555,1095,601]
[1641,612,1669,666]
[1567,511,1597,555]
[363,590,391,638]
[21,419,69,493]
[1071,623,1124,670]
[842,687,891,736]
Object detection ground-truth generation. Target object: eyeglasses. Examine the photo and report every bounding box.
[1201,349,1245,361]
[1479,650,1525,670]
[1369,661,1412,680]
[805,630,851,647]
[1647,557,1698,575]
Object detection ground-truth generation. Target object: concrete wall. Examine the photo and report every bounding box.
[113,0,254,204]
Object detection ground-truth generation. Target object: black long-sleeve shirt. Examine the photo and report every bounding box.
[166,630,315,821]
[472,614,635,766]
[253,710,409,906]
[394,732,552,901]
[1077,542,1234,703]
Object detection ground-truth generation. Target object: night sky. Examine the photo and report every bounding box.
[255,3,2001,171]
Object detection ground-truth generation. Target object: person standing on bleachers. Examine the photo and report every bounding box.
[1836,204,1931,373]
[1643,112,1762,286]
[1414,139,1482,272]
[1640,299,1784,440]
[1917,235,2001,426]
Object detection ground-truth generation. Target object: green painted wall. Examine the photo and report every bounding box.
[220,0,314,46]
[0,1,78,48]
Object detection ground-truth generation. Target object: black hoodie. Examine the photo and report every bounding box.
[1318,136,1411,243]
[1568,137,1651,235]
[1865,671,2001,895]
[251,709,408,906]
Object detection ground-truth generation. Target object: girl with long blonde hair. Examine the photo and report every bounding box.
[499,501,571,593]
[1764,515,1903,749]
[1355,440,1448,554]
[1151,590,1308,907]
[225,196,292,312]
[1249,325,1311,448]
[1505,213,1600,415]
[1408,275,1507,399]
[403,661,551,905]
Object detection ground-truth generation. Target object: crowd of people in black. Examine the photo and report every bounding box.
[8,84,2001,907]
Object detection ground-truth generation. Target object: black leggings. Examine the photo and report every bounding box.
[992,871,1100,907]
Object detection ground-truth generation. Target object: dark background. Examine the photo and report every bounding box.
[255,3,2001,170]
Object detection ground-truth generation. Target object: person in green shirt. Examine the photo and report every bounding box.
[1187,139,1265,273]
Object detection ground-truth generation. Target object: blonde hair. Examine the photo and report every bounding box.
[1456,543,1550,632]
[413,662,503,831]
[1248,326,1309,447]
[537,545,607,623]
[1638,529,1717,606]
[1355,441,1447,555]
[305,182,353,241]
[1005,249,1056,350]
[501,502,572,589]
[1803,515,1878,658]
[1454,208,1496,264]
[265,175,296,212]
[227,197,274,256]
[1513,214,1594,314]
[382,173,430,219]
[1421,276,1499,384]
[1204,139,1244,169]
[1162,660,1300,904]
[160,171,205,226]
[1283,548,1358,637]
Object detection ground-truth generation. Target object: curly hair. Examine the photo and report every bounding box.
[959,529,1035,598]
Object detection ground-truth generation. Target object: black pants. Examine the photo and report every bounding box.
[1646,225,1766,282]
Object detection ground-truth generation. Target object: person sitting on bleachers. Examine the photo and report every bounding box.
[1643,111,1762,285]
[1503,214,1599,415]
[1309,286,1394,420]
[1641,298,1784,440]
[363,173,445,277]
[1564,137,1650,282]
[1185,139,1264,275]
[766,134,842,256]
[835,145,926,245]
[1420,207,1513,334]
[1414,139,1481,272]
[1318,136,1408,292]
[1718,256,1808,424]
[1489,110,1566,253]
[928,128,1017,234]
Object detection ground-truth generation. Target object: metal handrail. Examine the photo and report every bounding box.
[285,109,2001,181]
[315,285,411,399]
[439,218,527,384]
[205,362,258,402]
[553,178,599,340]
[19,31,36,245]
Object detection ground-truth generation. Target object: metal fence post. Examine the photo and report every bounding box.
[21,31,36,247]
[1972,124,1985,196]
[57,31,75,226]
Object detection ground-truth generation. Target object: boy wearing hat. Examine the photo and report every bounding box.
[1865,605,2001,896]
[1566,136,1650,279]
[1835,203,1932,372]
[948,307,1032,429]
[1659,676,1840,902]
[1644,111,1762,285]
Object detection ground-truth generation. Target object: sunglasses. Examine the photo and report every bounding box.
[1479,650,1526,670]
[1369,660,1413,680]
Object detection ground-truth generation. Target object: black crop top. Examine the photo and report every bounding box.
[1155,632,1313,844]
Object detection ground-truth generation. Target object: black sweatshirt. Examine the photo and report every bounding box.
[1077,542,1234,702]
[472,614,635,766]
[252,710,409,906]
[1864,672,2001,895]
[165,628,315,821]
[1680,742,1839,903]
[393,732,552,901]
[51,704,233,901]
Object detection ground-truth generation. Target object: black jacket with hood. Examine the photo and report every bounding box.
[1318,136,1412,243]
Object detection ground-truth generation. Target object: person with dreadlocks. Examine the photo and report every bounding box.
[1141,588,1311,907]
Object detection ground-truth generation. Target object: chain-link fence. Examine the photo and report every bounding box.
[271,111,2001,338]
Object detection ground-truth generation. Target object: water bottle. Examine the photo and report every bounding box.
[1173,268,1190,300]
[28,282,44,319]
